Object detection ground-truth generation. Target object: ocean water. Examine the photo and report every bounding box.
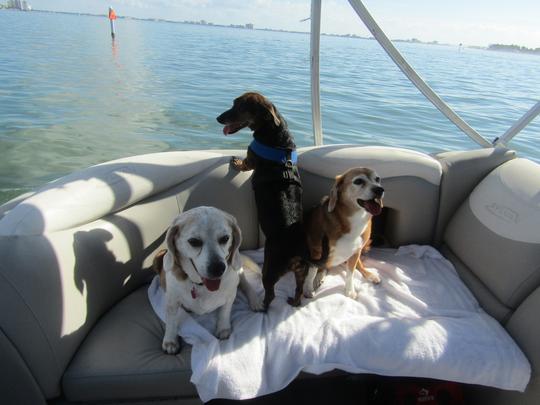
[1,10,539,205]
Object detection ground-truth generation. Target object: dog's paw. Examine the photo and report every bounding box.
[287,296,302,307]
[303,289,314,299]
[262,295,274,312]
[313,269,327,290]
[248,294,265,312]
[345,288,358,300]
[216,328,231,340]
[365,272,381,284]
[230,157,243,170]
[162,339,181,355]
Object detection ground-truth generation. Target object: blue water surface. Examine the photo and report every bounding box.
[1,10,539,204]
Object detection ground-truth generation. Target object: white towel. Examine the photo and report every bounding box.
[147,245,530,402]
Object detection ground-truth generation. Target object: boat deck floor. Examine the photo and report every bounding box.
[209,374,465,405]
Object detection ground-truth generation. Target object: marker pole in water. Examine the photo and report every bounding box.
[108,7,117,38]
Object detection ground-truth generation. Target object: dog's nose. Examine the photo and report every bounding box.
[373,186,384,198]
[208,260,226,278]
[216,112,228,124]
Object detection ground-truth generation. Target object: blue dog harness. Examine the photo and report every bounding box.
[249,139,298,166]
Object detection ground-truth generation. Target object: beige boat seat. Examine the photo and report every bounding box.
[62,287,197,402]
[0,151,259,404]
[59,145,443,403]
[441,158,540,405]
[442,158,540,321]
[9,145,539,404]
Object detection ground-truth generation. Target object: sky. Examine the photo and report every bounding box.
[28,0,540,48]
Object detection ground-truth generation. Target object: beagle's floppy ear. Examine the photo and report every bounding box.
[165,215,191,280]
[328,174,344,213]
[166,222,182,269]
[225,214,243,270]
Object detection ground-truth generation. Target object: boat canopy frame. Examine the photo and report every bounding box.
[309,0,540,148]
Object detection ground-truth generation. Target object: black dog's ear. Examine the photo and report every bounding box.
[256,100,281,127]
[267,102,281,127]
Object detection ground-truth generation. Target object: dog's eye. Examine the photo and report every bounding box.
[374,176,380,183]
[188,238,203,248]
[353,178,365,186]
[219,235,230,244]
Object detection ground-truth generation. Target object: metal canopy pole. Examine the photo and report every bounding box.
[310,0,323,146]
[495,101,540,146]
[348,0,492,148]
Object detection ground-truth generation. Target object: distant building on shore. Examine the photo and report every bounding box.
[6,0,32,11]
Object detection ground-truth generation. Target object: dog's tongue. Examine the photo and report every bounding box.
[203,277,221,291]
[223,125,231,136]
[364,199,382,216]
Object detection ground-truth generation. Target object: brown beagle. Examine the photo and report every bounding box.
[303,167,384,299]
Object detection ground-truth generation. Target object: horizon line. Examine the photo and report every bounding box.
[5,7,539,51]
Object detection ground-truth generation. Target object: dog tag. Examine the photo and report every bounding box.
[191,287,197,299]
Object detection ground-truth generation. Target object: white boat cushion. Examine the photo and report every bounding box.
[148,246,530,402]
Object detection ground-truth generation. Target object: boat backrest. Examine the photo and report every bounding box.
[441,158,540,322]
[433,148,516,246]
[299,145,442,246]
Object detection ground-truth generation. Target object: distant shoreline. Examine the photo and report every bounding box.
[0,8,448,45]
[487,44,540,56]
[3,8,538,54]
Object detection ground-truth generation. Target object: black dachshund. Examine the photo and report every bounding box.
[217,92,326,310]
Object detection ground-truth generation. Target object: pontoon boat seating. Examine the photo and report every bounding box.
[0,145,538,404]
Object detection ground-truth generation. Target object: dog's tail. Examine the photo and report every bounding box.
[152,249,167,275]
[240,253,261,274]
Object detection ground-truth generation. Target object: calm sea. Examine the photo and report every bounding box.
[1,10,539,205]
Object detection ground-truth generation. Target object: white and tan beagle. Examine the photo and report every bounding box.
[153,206,262,354]
[303,167,384,299]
